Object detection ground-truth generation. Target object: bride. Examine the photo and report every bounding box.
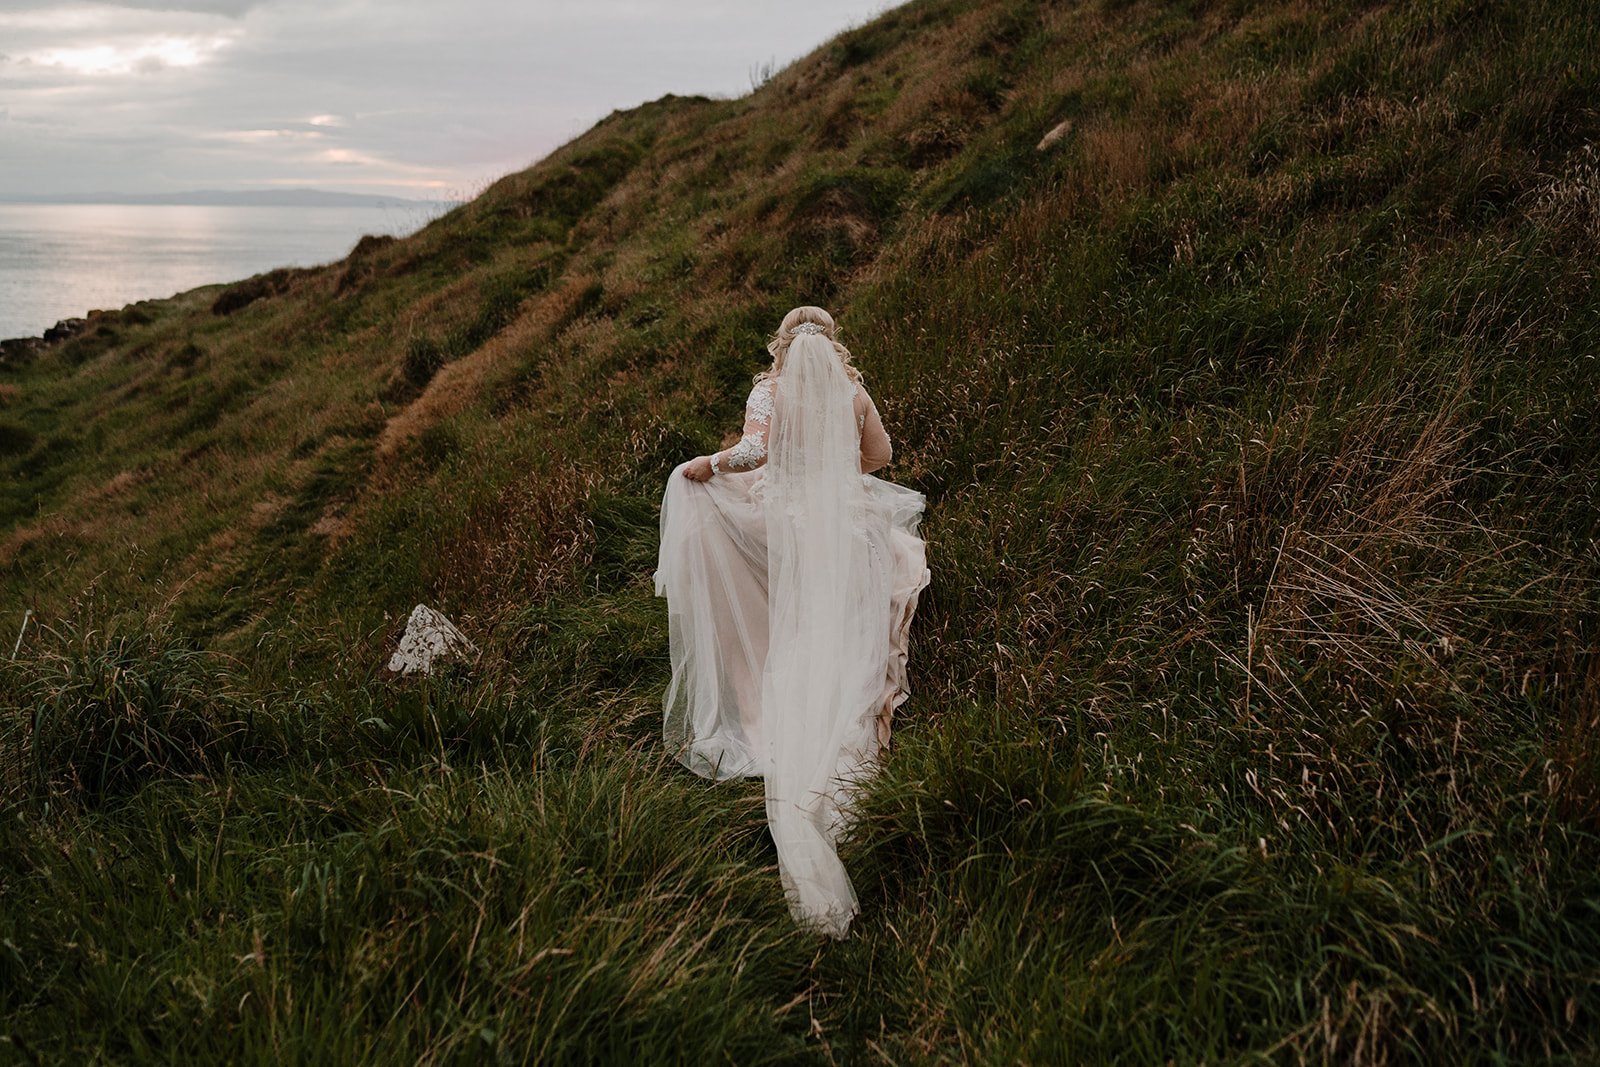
[654,305,930,937]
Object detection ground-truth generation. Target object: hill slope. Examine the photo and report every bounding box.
[4,0,1600,1061]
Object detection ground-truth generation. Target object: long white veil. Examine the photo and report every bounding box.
[760,331,881,937]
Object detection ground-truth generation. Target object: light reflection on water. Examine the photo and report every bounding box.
[0,203,439,339]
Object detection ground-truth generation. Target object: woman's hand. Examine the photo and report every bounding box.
[682,456,715,481]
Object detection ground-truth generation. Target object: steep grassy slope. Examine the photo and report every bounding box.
[4,0,1600,1061]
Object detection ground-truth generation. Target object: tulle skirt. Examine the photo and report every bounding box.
[654,463,931,933]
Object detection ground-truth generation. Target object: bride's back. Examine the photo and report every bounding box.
[765,373,892,476]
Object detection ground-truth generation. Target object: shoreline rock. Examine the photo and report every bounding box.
[0,336,43,370]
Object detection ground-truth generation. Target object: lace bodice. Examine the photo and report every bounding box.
[711,377,892,476]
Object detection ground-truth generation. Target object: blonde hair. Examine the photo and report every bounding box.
[756,305,863,385]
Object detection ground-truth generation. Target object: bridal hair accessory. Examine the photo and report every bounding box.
[792,322,826,335]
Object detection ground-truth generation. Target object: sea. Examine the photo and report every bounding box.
[0,202,444,340]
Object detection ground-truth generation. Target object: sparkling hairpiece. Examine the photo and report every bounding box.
[792,322,826,335]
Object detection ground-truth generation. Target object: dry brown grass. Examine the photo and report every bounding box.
[0,515,77,568]
[1080,122,1160,199]
[430,461,598,623]
[249,494,290,528]
[83,469,146,503]
[308,510,354,544]
[376,274,605,458]
[1529,142,1600,249]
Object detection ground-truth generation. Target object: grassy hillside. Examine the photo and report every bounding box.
[4,0,1600,1061]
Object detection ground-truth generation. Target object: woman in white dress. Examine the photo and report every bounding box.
[655,305,931,937]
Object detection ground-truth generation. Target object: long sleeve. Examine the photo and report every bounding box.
[857,388,892,474]
[711,380,774,474]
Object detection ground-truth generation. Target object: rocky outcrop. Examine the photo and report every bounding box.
[0,337,43,370]
[42,317,88,343]
[0,311,121,370]
[211,267,313,316]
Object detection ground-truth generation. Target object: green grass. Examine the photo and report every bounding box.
[3,0,1600,1061]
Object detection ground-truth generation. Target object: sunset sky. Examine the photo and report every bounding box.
[0,0,894,199]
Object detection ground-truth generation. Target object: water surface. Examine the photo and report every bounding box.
[0,202,438,339]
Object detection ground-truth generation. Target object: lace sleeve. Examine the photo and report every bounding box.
[711,379,774,475]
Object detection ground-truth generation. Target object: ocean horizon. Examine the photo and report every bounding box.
[0,202,444,340]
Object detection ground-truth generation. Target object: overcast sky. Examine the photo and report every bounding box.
[0,0,896,199]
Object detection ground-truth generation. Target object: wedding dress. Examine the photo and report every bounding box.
[654,329,930,937]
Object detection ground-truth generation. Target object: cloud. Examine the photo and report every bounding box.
[0,0,267,15]
[212,126,325,142]
[105,0,264,13]
[20,32,234,74]
[318,147,380,165]
[0,0,900,197]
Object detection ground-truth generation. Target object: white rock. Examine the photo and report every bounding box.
[1036,119,1073,152]
[386,604,479,676]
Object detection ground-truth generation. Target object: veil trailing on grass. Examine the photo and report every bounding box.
[759,331,884,934]
[656,317,929,938]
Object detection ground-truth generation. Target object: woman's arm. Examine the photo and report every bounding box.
[858,389,892,474]
[683,380,773,481]
[713,379,773,474]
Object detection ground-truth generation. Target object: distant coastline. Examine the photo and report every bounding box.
[0,188,461,210]
[0,199,444,340]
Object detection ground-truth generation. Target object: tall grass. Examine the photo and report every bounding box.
[3,0,1600,1061]
[0,624,252,809]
